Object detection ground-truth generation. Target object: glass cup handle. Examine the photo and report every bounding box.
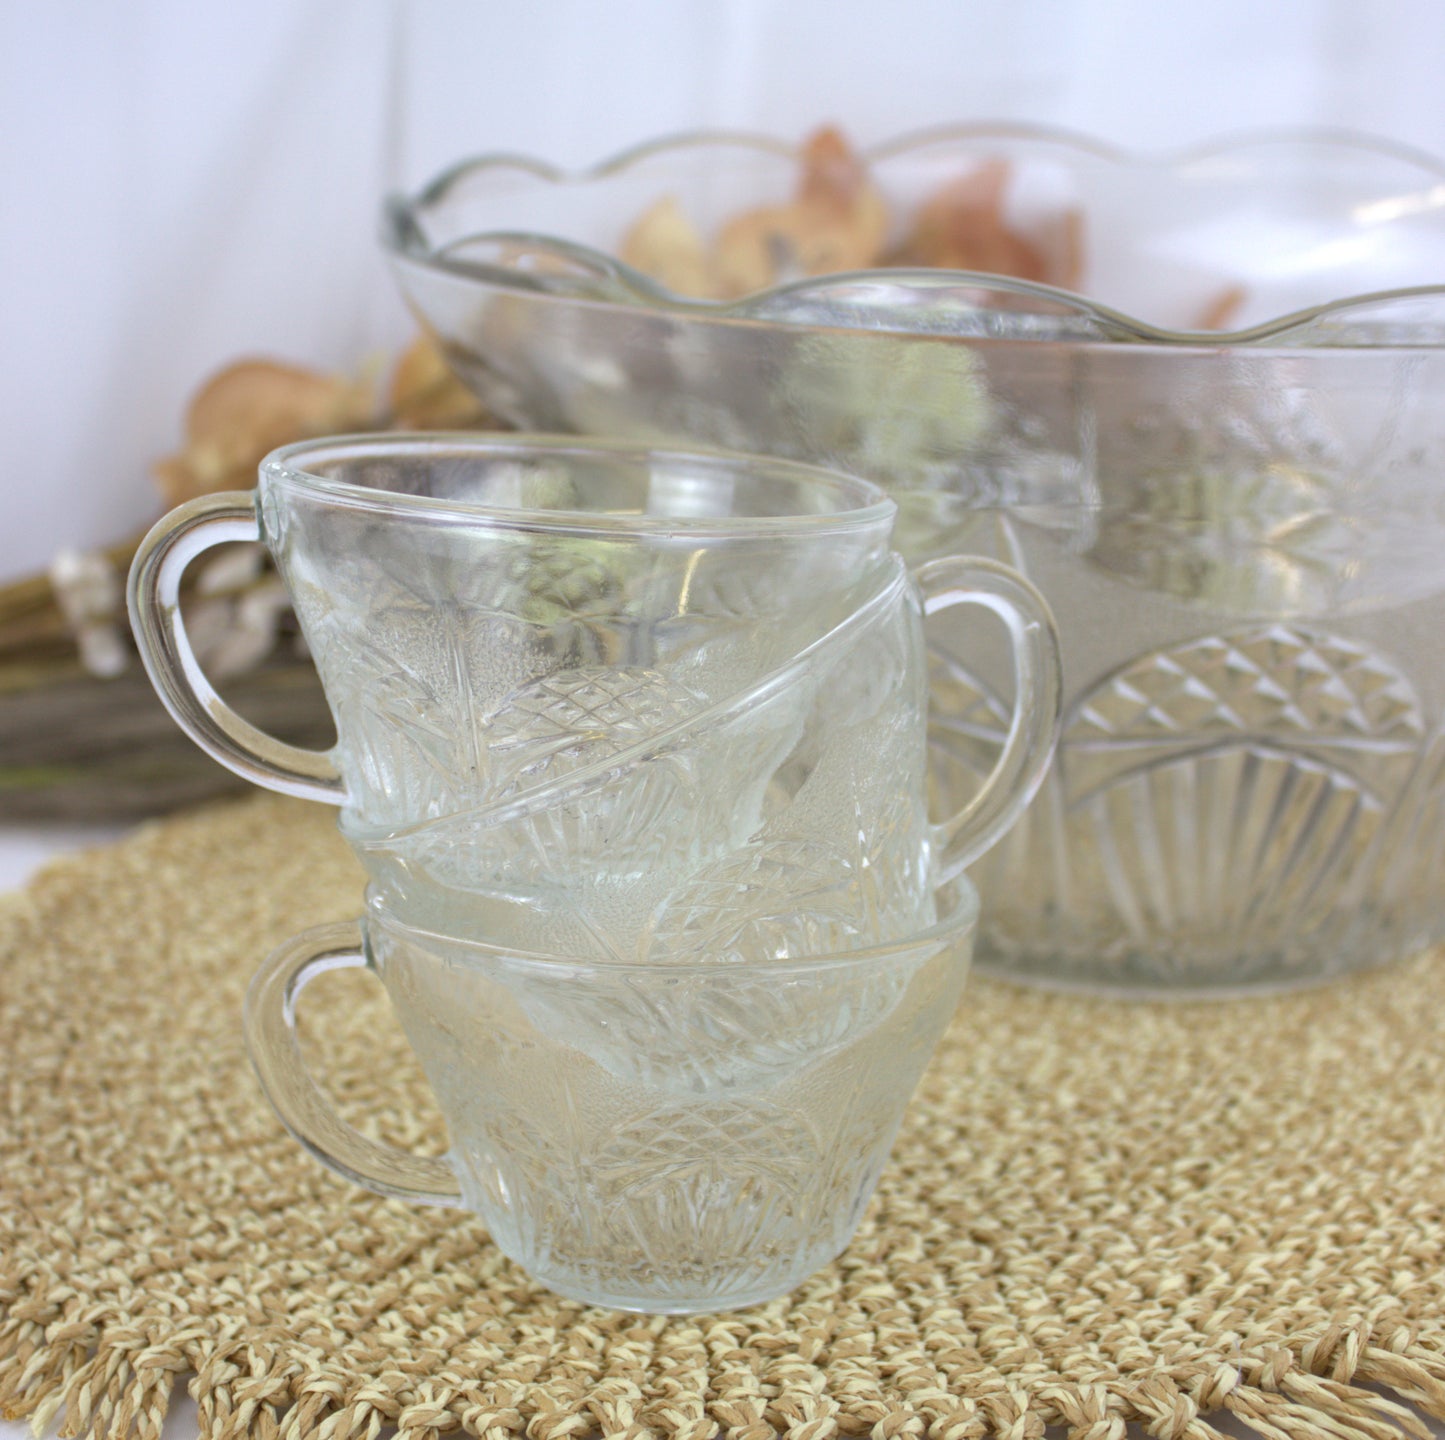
[918,554,1063,883]
[126,492,346,805]
[244,920,462,1207]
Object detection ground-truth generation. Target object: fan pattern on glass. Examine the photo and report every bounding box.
[933,622,1436,987]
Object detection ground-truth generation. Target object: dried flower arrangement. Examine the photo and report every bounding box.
[0,335,494,821]
[618,124,1241,329]
[619,126,1082,301]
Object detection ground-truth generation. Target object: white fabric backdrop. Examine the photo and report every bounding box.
[4,0,1445,581]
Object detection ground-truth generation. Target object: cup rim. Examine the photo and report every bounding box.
[258,431,897,539]
[361,873,979,978]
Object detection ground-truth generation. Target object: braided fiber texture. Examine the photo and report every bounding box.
[3,795,1445,1440]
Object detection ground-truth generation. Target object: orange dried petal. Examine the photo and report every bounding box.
[795,124,889,270]
[1051,207,1086,292]
[1195,284,1247,331]
[897,160,1051,282]
[797,125,870,214]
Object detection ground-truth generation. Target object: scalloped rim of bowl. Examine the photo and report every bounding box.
[382,122,1445,348]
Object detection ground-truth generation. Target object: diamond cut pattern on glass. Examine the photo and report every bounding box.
[933,622,1434,984]
[484,665,706,794]
[1067,626,1423,800]
[386,665,815,945]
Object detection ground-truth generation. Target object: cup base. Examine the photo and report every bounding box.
[523,1264,816,1316]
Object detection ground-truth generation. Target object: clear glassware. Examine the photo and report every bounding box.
[383,128,1445,994]
[128,433,1060,954]
[128,434,897,810]
[244,880,977,1314]
[344,549,1059,962]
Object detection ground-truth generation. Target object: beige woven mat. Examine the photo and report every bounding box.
[3,795,1445,1440]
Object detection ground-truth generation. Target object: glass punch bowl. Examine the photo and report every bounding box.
[383,125,1445,995]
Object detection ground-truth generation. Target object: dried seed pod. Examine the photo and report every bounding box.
[153,359,375,504]
[619,196,715,298]
[183,575,292,681]
[49,547,128,677]
[387,332,493,430]
[194,542,266,597]
[713,203,808,297]
[714,126,890,298]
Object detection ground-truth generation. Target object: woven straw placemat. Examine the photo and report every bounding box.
[3,795,1445,1440]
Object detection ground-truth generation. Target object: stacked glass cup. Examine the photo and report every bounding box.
[130,432,1061,1312]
